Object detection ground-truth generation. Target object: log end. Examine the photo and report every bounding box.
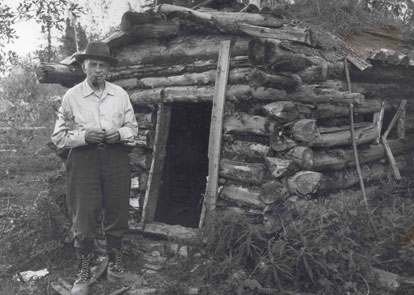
[260,181,290,205]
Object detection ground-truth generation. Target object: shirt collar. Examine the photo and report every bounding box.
[81,80,115,98]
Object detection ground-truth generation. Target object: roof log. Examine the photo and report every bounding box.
[154,4,285,31]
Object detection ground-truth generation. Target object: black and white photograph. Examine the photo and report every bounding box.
[1,0,414,294]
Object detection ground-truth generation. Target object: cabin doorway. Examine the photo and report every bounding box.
[154,102,212,228]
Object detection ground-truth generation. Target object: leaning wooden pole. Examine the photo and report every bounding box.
[344,57,352,93]
[345,57,368,208]
[381,99,407,180]
[199,40,231,228]
[350,103,369,208]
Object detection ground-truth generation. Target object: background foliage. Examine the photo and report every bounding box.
[280,0,414,38]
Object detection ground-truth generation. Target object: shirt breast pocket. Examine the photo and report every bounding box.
[112,111,124,128]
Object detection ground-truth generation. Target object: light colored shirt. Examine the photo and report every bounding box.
[51,79,138,149]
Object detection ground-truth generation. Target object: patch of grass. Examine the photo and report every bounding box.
[196,171,414,294]
[0,120,66,295]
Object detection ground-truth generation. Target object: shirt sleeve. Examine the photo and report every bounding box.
[51,95,87,149]
[118,91,138,143]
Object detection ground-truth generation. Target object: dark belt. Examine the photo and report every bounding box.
[74,142,124,151]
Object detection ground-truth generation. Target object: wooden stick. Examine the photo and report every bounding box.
[380,100,406,179]
[344,57,371,212]
[349,103,369,208]
[381,136,402,180]
[383,100,407,139]
[373,101,385,144]
[397,102,406,139]
[199,40,231,228]
[349,104,378,233]
[344,57,352,93]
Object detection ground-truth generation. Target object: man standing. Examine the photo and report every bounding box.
[51,42,140,295]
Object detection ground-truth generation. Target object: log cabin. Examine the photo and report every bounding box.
[37,2,414,242]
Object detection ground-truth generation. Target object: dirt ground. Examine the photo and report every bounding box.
[0,130,204,295]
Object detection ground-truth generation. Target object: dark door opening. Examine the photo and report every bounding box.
[154,102,212,228]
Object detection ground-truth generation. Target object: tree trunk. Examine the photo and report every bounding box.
[286,85,364,104]
[220,159,266,185]
[291,119,379,147]
[250,87,287,101]
[315,99,384,118]
[154,4,284,30]
[129,86,217,104]
[290,119,319,144]
[248,38,313,73]
[115,68,251,90]
[120,10,180,34]
[313,138,414,170]
[318,80,414,101]
[215,202,263,223]
[249,69,302,91]
[239,23,312,46]
[320,156,406,193]
[263,101,301,123]
[224,112,277,136]
[264,157,299,179]
[298,64,328,83]
[129,221,199,243]
[36,63,84,87]
[104,16,180,49]
[128,85,287,105]
[287,171,323,196]
[263,99,383,121]
[285,146,314,169]
[328,61,414,83]
[113,35,249,66]
[222,140,270,160]
[219,185,265,209]
[108,56,250,81]
[260,180,291,204]
[317,123,378,147]
[269,132,298,152]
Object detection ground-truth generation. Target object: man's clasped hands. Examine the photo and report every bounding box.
[85,129,120,144]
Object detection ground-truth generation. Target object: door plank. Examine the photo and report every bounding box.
[199,40,231,228]
[142,104,172,225]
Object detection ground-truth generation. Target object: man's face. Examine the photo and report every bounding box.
[82,59,109,87]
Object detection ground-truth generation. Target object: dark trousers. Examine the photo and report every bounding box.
[66,143,131,252]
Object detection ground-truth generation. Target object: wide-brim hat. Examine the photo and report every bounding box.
[75,42,118,65]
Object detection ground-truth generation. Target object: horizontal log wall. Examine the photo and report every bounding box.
[100,18,414,229]
[213,35,414,219]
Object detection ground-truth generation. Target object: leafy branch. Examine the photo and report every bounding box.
[0,0,84,72]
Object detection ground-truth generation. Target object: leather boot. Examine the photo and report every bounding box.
[71,253,93,295]
[107,248,143,286]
